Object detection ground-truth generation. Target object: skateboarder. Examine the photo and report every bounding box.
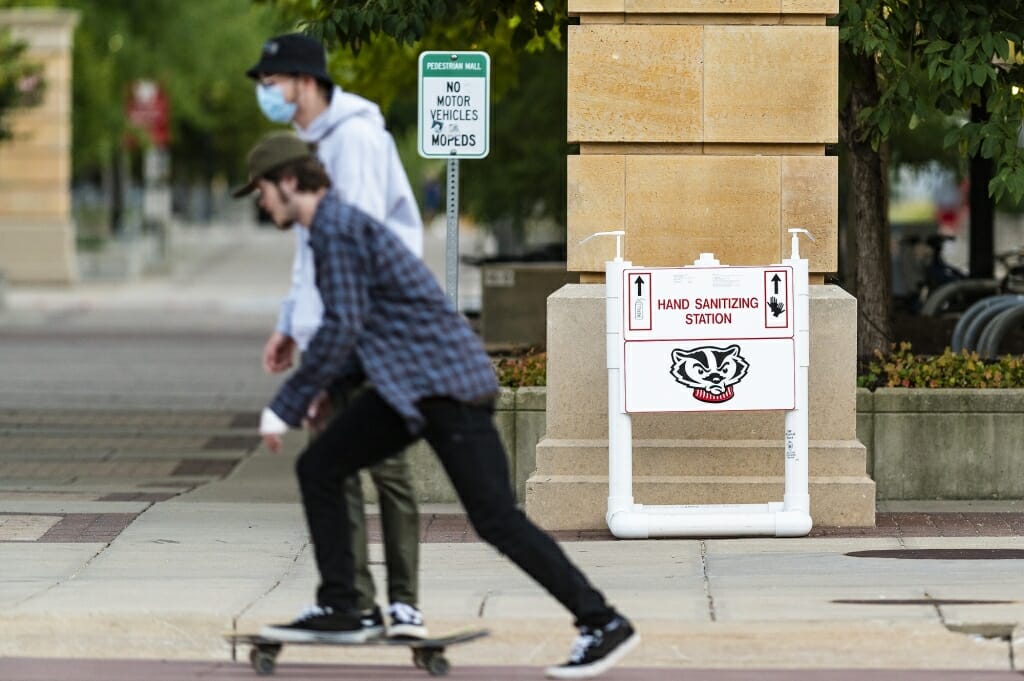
[236,132,639,679]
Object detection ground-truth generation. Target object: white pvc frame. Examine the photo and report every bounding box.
[592,230,814,538]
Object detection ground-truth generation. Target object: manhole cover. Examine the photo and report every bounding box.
[832,598,1016,605]
[846,548,1024,560]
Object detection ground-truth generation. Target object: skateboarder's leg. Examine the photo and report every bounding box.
[419,397,639,678]
[342,473,379,613]
[366,450,425,636]
[334,379,422,636]
[418,397,614,626]
[314,388,380,617]
[296,390,417,611]
[263,390,420,643]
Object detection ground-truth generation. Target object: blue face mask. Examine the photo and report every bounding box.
[256,83,297,123]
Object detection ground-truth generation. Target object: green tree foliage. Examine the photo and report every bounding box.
[273,0,565,52]
[838,0,1024,356]
[840,1,1024,202]
[67,0,286,183]
[4,0,286,185]
[0,27,45,142]
[270,0,569,247]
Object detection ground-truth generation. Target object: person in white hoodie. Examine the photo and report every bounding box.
[245,33,426,640]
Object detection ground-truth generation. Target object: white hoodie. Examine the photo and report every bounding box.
[276,87,424,350]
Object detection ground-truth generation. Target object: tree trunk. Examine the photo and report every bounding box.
[840,51,892,359]
[969,104,995,278]
[109,146,124,235]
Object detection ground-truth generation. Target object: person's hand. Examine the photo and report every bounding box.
[303,390,332,431]
[262,432,283,454]
[262,332,296,373]
[259,407,289,454]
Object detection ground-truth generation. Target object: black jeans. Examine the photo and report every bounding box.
[295,388,616,627]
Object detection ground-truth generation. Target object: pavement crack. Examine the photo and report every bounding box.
[895,519,907,548]
[234,538,310,627]
[700,540,717,622]
[422,513,436,540]
[925,590,948,627]
[10,501,161,610]
[10,540,111,610]
[477,590,493,618]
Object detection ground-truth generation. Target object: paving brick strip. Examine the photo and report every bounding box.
[1,659,1021,681]
[415,512,1024,543]
[0,410,258,429]
[4,511,1024,544]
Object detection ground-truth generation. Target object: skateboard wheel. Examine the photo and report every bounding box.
[412,648,427,669]
[424,652,450,677]
[249,646,277,676]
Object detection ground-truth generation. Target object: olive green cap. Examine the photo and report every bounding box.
[232,132,315,198]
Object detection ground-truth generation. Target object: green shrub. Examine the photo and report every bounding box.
[493,343,1024,390]
[858,342,1024,389]
[493,350,547,387]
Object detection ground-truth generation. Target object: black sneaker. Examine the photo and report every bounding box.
[260,605,368,643]
[359,606,386,639]
[544,615,639,679]
[387,601,428,639]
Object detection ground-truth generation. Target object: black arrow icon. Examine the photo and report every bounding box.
[634,276,644,297]
[771,274,781,294]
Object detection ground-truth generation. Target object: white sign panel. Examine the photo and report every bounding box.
[624,266,793,341]
[623,339,795,412]
[418,51,490,159]
[622,265,796,413]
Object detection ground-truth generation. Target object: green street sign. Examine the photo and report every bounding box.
[418,51,490,159]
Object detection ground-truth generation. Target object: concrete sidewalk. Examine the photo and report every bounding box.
[2,408,1023,673]
[1,224,1022,675]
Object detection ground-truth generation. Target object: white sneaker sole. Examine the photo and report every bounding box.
[388,623,429,639]
[543,632,640,679]
[259,626,372,644]
[360,625,387,639]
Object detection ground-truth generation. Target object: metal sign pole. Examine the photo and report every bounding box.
[418,50,488,309]
[445,158,460,307]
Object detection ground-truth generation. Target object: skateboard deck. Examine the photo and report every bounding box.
[227,629,489,677]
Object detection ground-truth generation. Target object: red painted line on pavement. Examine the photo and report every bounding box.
[0,659,1020,681]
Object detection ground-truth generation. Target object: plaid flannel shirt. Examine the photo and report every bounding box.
[268,194,498,433]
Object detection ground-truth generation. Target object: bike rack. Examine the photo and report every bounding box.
[951,295,1024,353]
[978,303,1024,359]
[920,279,999,317]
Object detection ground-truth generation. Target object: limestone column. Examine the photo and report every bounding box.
[525,0,876,529]
[0,9,79,284]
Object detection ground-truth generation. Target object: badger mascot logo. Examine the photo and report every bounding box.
[669,345,750,403]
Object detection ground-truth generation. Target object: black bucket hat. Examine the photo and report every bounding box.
[246,33,332,84]
[232,132,317,198]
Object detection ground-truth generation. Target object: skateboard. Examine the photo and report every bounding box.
[227,629,489,677]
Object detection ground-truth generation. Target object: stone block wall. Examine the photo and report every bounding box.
[524,0,876,531]
[565,1,838,276]
[0,9,78,284]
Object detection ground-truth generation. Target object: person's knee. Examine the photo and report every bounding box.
[369,452,412,482]
[295,448,329,488]
[468,503,522,547]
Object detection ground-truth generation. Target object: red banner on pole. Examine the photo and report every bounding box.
[126,80,170,148]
